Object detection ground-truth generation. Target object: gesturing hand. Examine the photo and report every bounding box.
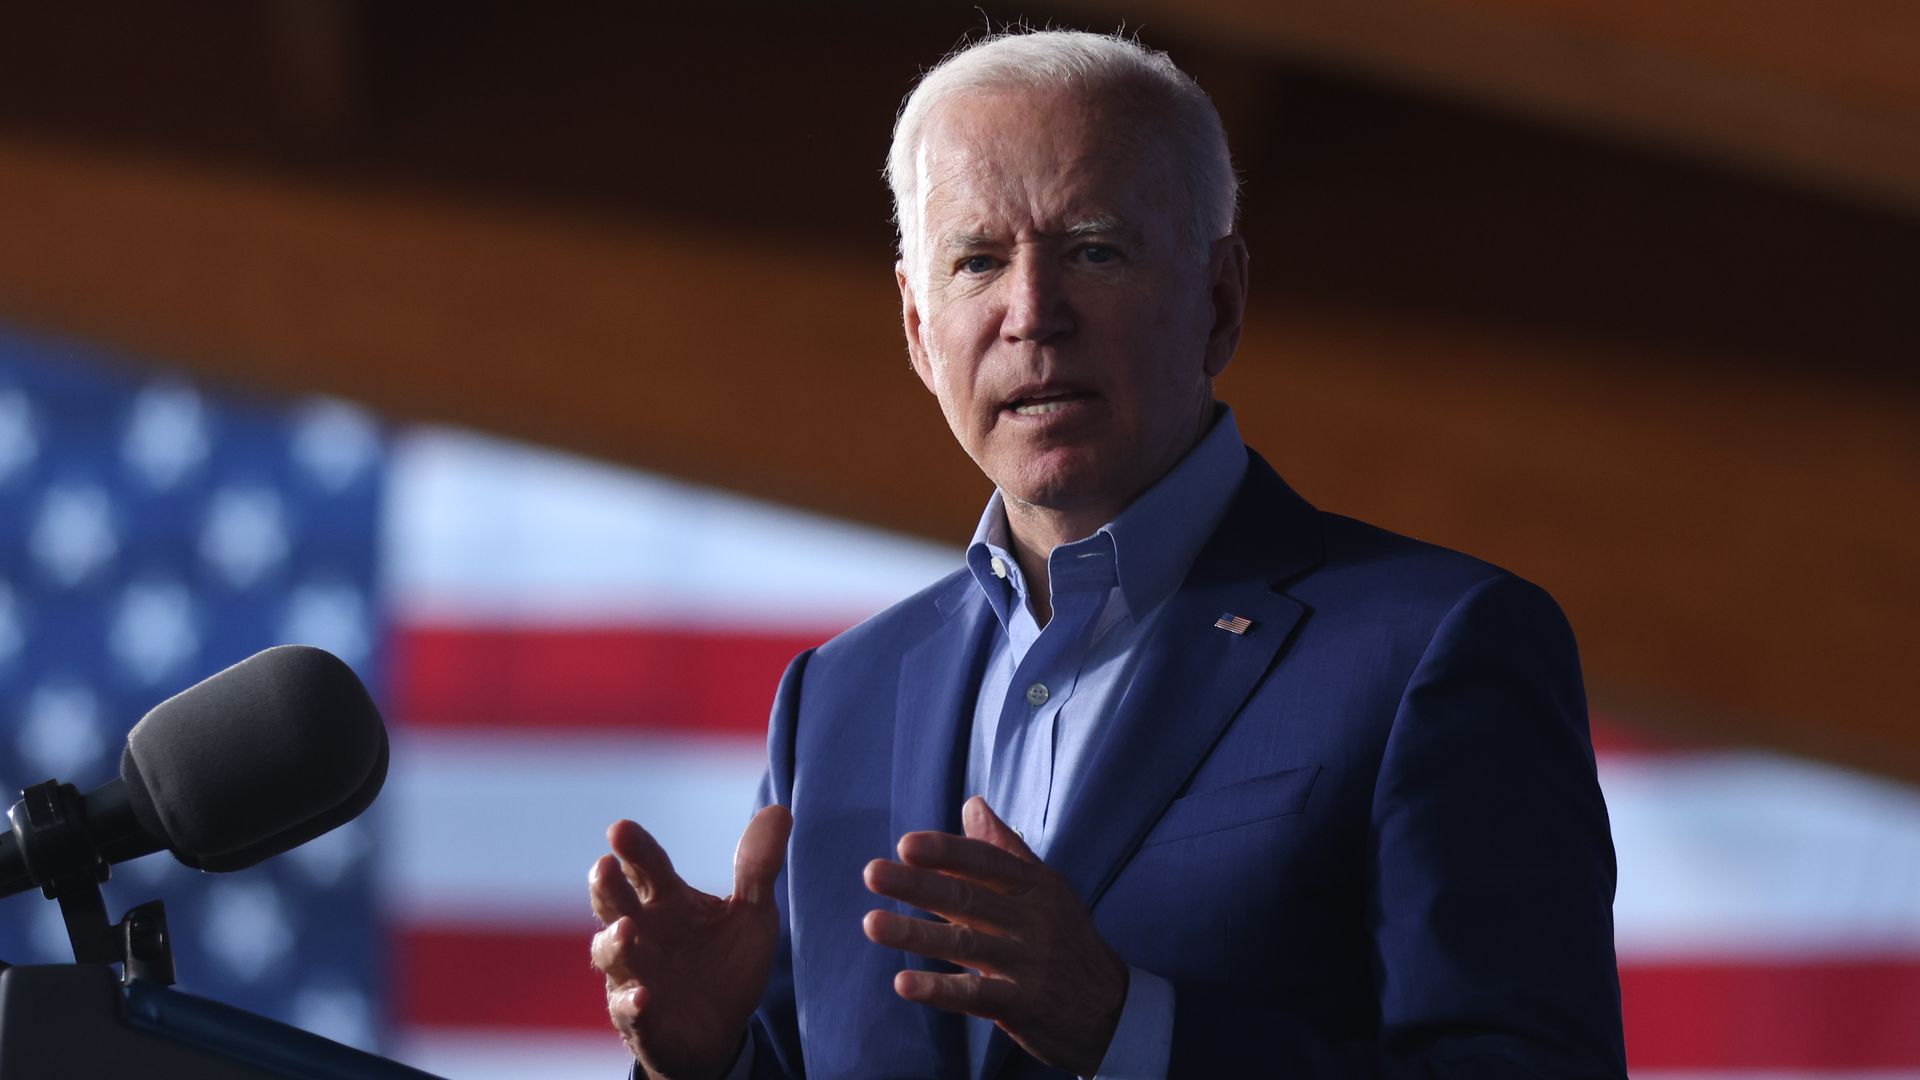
[862,796,1129,1076]
[590,805,792,1080]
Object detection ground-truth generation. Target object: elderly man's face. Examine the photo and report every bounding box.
[898,87,1244,531]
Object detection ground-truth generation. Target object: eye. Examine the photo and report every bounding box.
[957,254,999,275]
[1077,244,1119,265]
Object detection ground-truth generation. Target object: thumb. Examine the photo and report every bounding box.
[734,803,793,905]
[964,796,1036,861]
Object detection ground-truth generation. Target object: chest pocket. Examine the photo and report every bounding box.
[1141,764,1321,847]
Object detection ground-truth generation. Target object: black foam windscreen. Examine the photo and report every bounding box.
[120,645,387,870]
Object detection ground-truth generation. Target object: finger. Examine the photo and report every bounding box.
[606,982,657,1042]
[864,859,1016,931]
[894,829,1036,893]
[590,917,638,984]
[607,819,687,904]
[590,853,644,926]
[964,796,1038,863]
[892,969,1017,1021]
[863,908,1018,974]
[607,982,642,1030]
[733,804,793,906]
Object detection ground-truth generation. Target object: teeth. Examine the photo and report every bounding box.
[1014,400,1075,416]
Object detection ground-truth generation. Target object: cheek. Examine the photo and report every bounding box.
[920,354,977,432]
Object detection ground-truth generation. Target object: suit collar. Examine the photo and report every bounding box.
[958,406,1251,632]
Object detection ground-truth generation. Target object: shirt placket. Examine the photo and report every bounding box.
[986,544,1115,854]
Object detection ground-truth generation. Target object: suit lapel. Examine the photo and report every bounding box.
[981,459,1323,1080]
[1046,455,1323,912]
[892,578,993,850]
[892,577,995,1076]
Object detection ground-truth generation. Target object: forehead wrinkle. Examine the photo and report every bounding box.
[915,92,1175,265]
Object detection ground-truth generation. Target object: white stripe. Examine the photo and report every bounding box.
[379,732,765,926]
[1603,749,1920,957]
[392,1029,633,1080]
[380,728,1920,951]
[383,425,959,627]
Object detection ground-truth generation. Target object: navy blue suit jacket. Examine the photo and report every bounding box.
[745,453,1626,1078]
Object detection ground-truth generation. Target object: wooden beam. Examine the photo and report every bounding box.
[0,135,1914,779]
[1066,0,1920,214]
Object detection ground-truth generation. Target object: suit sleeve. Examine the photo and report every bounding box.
[1168,572,1628,1078]
[743,648,811,1079]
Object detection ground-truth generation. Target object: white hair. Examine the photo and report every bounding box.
[885,29,1239,275]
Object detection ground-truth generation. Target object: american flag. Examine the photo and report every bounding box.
[2,326,1918,1078]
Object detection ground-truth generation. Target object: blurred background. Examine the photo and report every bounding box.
[0,1,1916,1076]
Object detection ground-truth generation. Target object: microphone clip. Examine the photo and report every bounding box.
[7,780,176,986]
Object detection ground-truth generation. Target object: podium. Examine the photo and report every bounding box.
[0,964,447,1079]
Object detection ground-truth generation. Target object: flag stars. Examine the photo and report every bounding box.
[0,387,39,486]
[288,818,371,888]
[291,398,380,493]
[280,582,372,668]
[17,680,106,779]
[201,486,291,588]
[29,483,119,587]
[122,381,211,491]
[202,879,295,985]
[291,983,376,1050]
[108,580,201,684]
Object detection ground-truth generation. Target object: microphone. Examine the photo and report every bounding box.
[0,645,388,899]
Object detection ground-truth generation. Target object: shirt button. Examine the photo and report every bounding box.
[1026,682,1049,706]
[990,556,1009,579]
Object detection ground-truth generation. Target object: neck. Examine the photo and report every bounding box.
[1001,400,1218,625]
[1002,501,1102,627]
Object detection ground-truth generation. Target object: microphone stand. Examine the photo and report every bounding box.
[6,778,176,983]
[0,777,445,1079]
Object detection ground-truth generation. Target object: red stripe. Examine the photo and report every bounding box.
[391,624,838,735]
[1587,714,1708,757]
[1621,957,1920,1069]
[396,927,609,1031]
[397,927,1920,1067]
[393,627,1707,761]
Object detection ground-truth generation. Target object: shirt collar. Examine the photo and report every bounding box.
[964,404,1248,625]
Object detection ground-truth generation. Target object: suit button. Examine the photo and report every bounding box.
[1026,682,1049,706]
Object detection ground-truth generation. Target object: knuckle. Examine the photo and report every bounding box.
[949,880,978,919]
[607,992,640,1030]
[588,928,615,969]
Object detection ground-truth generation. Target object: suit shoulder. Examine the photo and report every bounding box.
[1307,510,1563,623]
[810,566,971,665]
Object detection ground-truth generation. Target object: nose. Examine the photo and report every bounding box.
[1001,255,1074,345]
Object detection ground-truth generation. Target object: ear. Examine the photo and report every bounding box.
[1201,233,1250,379]
[897,261,936,392]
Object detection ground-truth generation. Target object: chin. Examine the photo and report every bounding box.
[1000,470,1113,519]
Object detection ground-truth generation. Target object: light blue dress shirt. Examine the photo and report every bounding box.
[959,407,1248,1079]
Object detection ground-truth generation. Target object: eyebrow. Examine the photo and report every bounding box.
[1064,215,1134,240]
[939,215,1141,253]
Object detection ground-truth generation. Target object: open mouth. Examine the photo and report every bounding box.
[1004,388,1095,417]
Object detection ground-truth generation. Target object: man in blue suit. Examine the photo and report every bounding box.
[591,29,1626,1080]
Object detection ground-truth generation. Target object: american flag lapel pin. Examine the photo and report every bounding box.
[1214,613,1253,635]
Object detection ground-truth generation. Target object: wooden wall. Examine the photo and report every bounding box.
[1,1,1914,775]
